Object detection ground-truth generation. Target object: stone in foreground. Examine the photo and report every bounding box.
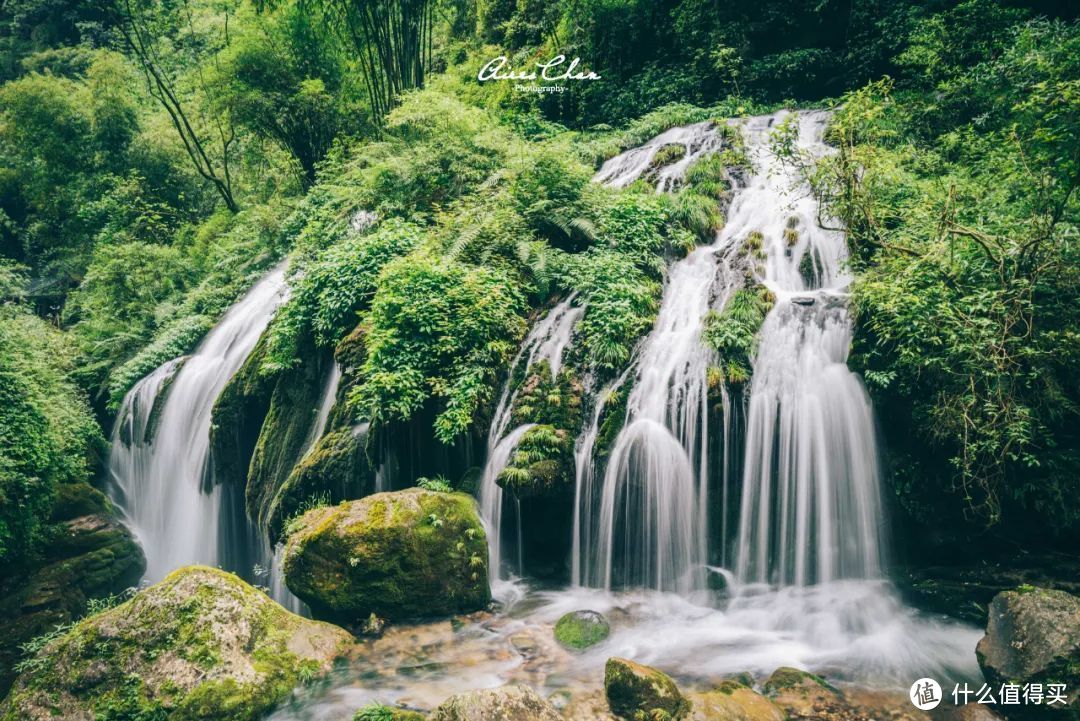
[605,657,690,720]
[976,586,1080,712]
[429,684,562,721]
[688,680,786,721]
[283,488,490,622]
[555,609,611,650]
[0,565,352,721]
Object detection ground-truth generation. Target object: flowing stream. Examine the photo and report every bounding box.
[108,263,290,588]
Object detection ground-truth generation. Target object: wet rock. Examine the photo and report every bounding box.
[0,482,145,695]
[791,296,815,306]
[268,426,375,540]
[688,681,785,721]
[429,684,562,721]
[555,610,611,650]
[283,489,490,623]
[976,586,1080,710]
[605,657,691,720]
[510,632,540,657]
[763,667,842,718]
[0,565,353,720]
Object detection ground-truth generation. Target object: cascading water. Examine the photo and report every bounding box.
[477,296,583,583]
[269,117,983,720]
[732,111,884,585]
[578,120,741,593]
[594,121,724,192]
[108,263,289,586]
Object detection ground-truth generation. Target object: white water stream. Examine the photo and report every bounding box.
[108,264,291,589]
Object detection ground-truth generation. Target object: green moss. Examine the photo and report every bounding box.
[49,482,113,521]
[604,657,690,720]
[554,611,610,650]
[283,490,490,622]
[762,666,839,695]
[0,566,352,720]
[268,426,373,540]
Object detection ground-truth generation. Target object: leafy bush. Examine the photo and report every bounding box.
[350,254,527,443]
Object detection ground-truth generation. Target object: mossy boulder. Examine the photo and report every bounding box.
[762,667,840,719]
[283,489,490,623]
[0,482,145,695]
[0,565,353,721]
[267,425,374,541]
[976,587,1080,712]
[605,657,691,720]
[554,610,610,650]
[687,681,786,721]
[429,685,562,721]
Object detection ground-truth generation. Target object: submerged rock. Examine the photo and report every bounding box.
[554,609,611,650]
[429,685,562,721]
[605,657,690,720]
[688,680,785,721]
[0,565,352,721]
[0,482,144,695]
[977,586,1080,710]
[283,488,490,622]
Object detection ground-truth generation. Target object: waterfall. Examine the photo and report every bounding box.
[477,296,583,582]
[575,120,743,593]
[734,110,885,585]
[301,361,341,460]
[594,121,724,191]
[108,263,289,585]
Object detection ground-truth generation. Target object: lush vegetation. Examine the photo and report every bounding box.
[797,2,1080,539]
[1,0,1078,626]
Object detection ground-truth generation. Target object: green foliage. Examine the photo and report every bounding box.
[702,286,774,384]
[281,491,331,540]
[0,306,100,568]
[350,254,527,443]
[262,219,424,373]
[354,703,395,721]
[807,16,1080,531]
[416,476,453,493]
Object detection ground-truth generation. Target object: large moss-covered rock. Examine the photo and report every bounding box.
[0,482,145,695]
[977,587,1080,712]
[429,685,562,721]
[605,657,690,720]
[283,489,490,622]
[0,565,353,721]
[267,425,374,541]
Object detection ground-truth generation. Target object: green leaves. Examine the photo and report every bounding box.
[350,254,526,444]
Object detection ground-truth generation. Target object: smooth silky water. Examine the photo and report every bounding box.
[268,113,981,719]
